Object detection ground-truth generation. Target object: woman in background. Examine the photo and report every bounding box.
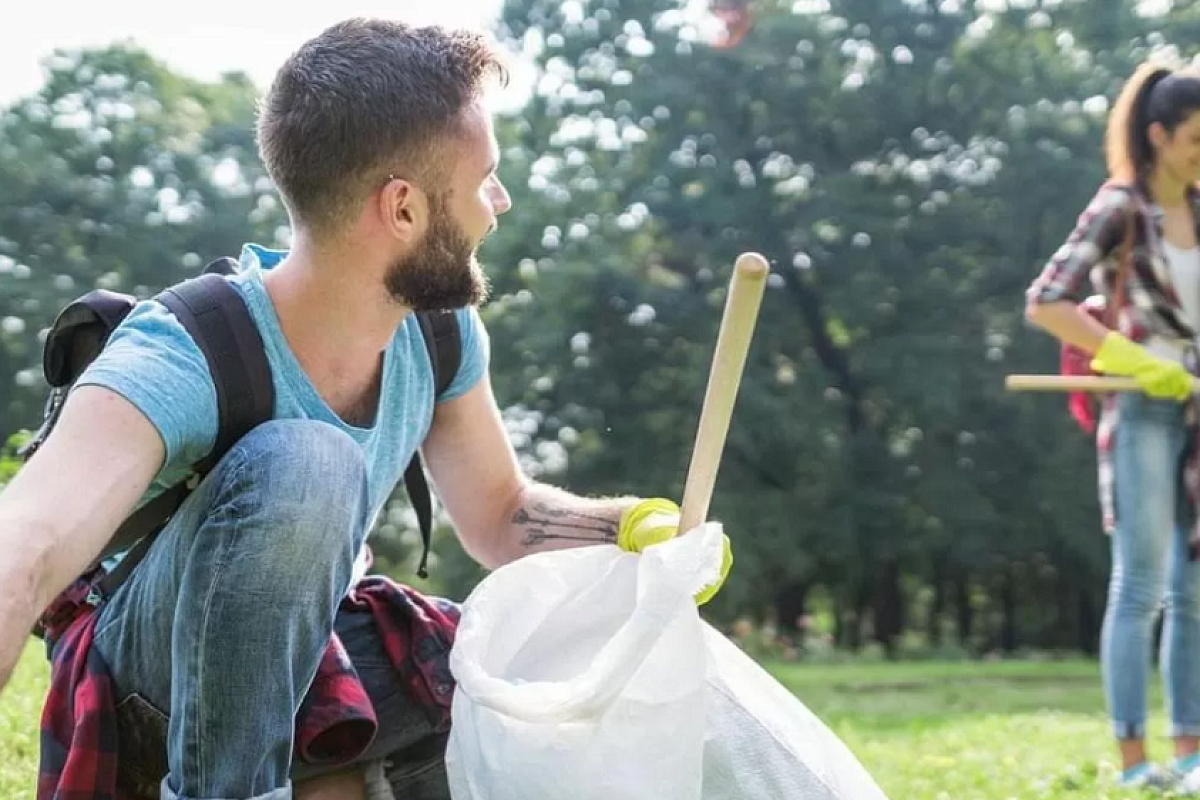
[1026,62,1200,791]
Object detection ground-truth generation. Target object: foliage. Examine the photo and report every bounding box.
[2,0,1198,651]
[0,433,29,487]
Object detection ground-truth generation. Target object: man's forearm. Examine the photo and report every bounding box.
[492,482,639,565]
[0,535,47,694]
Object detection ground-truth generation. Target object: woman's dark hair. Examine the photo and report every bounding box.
[1106,62,1200,183]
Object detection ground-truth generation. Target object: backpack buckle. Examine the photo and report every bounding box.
[18,387,68,459]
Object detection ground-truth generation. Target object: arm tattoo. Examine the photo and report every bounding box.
[512,501,619,547]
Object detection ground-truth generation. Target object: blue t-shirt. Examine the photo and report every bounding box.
[75,243,489,570]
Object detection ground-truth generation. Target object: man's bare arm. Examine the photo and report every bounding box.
[421,376,638,569]
[505,483,631,548]
[0,386,163,691]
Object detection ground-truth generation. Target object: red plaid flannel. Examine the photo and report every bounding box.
[36,574,459,800]
[1027,182,1200,551]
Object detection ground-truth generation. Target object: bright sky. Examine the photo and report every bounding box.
[0,0,508,107]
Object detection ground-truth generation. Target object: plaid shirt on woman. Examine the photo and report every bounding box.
[1026,181,1200,553]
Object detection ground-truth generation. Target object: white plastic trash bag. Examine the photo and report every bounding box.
[700,625,890,800]
[445,523,721,800]
[445,524,890,800]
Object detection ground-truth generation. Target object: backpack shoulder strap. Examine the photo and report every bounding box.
[95,273,274,596]
[404,309,463,578]
[414,310,463,398]
[158,273,275,472]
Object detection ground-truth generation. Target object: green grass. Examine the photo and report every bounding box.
[2,641,48,799]
[0,640,1183,799]
[775,659,1164,799]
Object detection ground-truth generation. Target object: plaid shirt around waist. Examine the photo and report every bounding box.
[36,574,460,800]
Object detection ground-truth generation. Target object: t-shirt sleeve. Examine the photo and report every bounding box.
[438,306,491,403]
[73,298,218,475]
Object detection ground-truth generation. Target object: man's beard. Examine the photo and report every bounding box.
[384,203,490,312]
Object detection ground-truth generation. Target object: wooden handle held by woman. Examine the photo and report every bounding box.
[1005,374,1200,393]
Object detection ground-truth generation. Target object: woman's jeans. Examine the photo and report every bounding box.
[1102,393,1200,740]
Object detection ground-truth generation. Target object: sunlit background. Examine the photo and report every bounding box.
[4,2,1200,796]
[0,1,508,105]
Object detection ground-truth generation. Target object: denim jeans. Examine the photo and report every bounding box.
[87,420,452,800]
[1102,393,1200,740]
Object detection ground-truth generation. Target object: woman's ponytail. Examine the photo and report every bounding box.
[1106,63,1172,184]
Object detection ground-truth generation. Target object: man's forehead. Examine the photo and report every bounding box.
[455,103,499,167]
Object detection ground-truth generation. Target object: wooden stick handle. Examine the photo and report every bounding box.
[679,253,770,534]
[1005,375,1141,392]
[1005,374,1200,393]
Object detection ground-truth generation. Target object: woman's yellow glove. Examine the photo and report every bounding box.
[617,498,732,605]
[1092,331,1194,402]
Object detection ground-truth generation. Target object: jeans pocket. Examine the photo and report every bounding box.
[386,734,450,800]
[115,692,170,800]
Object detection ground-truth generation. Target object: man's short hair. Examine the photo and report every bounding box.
[256,18,507,235]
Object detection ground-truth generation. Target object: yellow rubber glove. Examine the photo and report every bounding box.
[617,498,732,605]
[1091,331,1194,402]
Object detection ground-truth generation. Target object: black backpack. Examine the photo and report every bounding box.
[20,256,459,600]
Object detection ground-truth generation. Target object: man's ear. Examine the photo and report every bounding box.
[380,177,428,242]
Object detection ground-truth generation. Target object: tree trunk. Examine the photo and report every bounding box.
[873,559,904,658]
[844,582,871,652]
[1053,552,1076,650]
[928,555,947,646]
[773,581,808,635]
[1000,563,1018,653]
[955,574,974,648]
[833,596,846,648]
[1078,585,1099,656]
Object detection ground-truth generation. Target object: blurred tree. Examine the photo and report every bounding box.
[3,0,1199,654]
[0,44,287,432]
[472,0,1190,654]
